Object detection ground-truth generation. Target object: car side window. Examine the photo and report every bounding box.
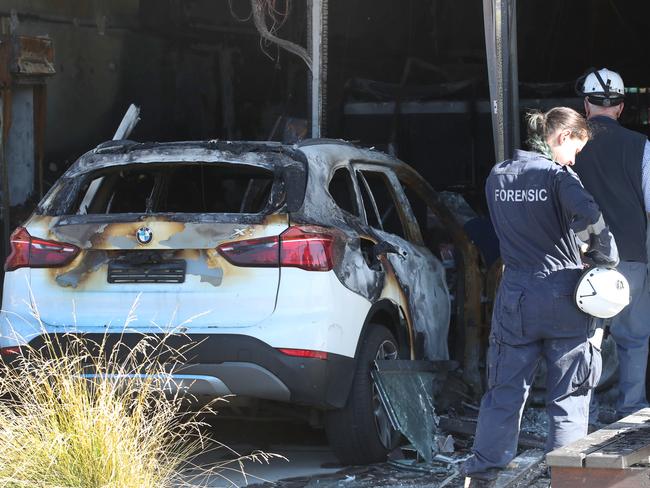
[356,172,381,229]
[328,167,359,216]
[400,179,451,255]
[357,170,407,239]
[400,183,429,240]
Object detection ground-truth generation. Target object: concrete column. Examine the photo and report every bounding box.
[4,87,35,206]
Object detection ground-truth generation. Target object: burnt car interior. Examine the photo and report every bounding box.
[328,168,359,217]
[71,164,275,215]
[357,171,406,238]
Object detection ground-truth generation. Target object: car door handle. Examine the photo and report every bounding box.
[372,241,407,260]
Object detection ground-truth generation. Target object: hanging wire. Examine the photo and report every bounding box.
[249,0,312,70]
[257,0,292,61]
[227,0,311,70]
[227,0,252,22]
[263,0,292,34]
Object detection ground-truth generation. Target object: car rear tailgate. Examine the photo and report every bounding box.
[25,214,288,331]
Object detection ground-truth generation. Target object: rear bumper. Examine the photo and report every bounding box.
[26,333,357,409]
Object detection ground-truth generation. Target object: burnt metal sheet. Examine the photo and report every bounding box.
[11,36,55,77]
[63,141,306,178]
[296,143,454,360]
[0,35,55,81]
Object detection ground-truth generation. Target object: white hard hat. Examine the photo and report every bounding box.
[575,267,630,318]
[577,68,625,107]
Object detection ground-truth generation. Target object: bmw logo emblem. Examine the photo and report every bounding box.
[136,227,153,245]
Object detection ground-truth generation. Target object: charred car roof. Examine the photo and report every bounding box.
[39,139,427,216]
[63,138,418,180]
[63,140,308,178]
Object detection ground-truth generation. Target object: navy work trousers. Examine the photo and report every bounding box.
[610,261,650,416]
[465,268,601,474]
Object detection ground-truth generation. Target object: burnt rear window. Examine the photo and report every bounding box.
[73,164,275,214]
[328,168,359,216]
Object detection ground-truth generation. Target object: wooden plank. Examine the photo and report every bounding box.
[547,408,650,468]
[585,425,650,468]
[546,427,621,468]
[551,466,650,488]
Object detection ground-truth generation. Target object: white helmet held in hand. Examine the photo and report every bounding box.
[575,267,630,318]
[576,68,625,107]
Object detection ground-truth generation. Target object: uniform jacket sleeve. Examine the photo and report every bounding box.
[555,168,620,267]
[641,140,650,212]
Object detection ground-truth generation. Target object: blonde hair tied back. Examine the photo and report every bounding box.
[525,107,590,159]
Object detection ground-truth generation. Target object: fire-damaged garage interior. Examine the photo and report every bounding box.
[1,1,650,486]
[2,1,649,215]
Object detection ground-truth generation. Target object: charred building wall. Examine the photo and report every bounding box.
[1,0,650,265]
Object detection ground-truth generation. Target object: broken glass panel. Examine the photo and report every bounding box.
[372,360,445,463]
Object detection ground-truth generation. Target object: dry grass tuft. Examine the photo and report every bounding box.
[0,297,283,487]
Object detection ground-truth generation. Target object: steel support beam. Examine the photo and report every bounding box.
[308,0,327,138]
[509,0,520,152]
[482,0,519,162]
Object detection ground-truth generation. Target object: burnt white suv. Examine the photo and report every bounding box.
[1,139,451,464]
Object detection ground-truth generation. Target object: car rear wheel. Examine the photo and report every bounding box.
[325,325,401,465]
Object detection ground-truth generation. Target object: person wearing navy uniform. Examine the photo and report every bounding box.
[463,107,619,482]
[574,68,650,422]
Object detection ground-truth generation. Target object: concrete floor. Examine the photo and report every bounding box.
[181,416,474,488]
[178,392,573,487]
[184,418,343,487]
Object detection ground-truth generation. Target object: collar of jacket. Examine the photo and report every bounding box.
[513,148,571,172]
[514,148,554,163]
[589,114,620,127]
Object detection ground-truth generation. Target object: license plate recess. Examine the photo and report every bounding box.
[108,259,186,284]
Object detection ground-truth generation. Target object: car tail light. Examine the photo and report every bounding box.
[4,227,80,272]
[217,226,336,272]
[216,235,280,268]
[279,227,334,271]
[278,348,328,360]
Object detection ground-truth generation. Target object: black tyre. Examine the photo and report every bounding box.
[325,325,400,465]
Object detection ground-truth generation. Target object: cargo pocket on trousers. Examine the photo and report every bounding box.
[487,337,501,390]
[496,282,525,341]
[571,342,603,397]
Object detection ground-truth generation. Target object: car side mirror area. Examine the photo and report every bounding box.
[372,241,398,257]
[372,240,407,263]
[359,239,407,272]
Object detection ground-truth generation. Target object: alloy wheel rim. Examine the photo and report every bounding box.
[372,339,399,449]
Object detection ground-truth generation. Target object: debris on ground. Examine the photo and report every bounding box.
[247,459,464,487]
[436,434,456,453]
[246,405,553,488]
[247,368,632,487]
[520,408,549,441]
